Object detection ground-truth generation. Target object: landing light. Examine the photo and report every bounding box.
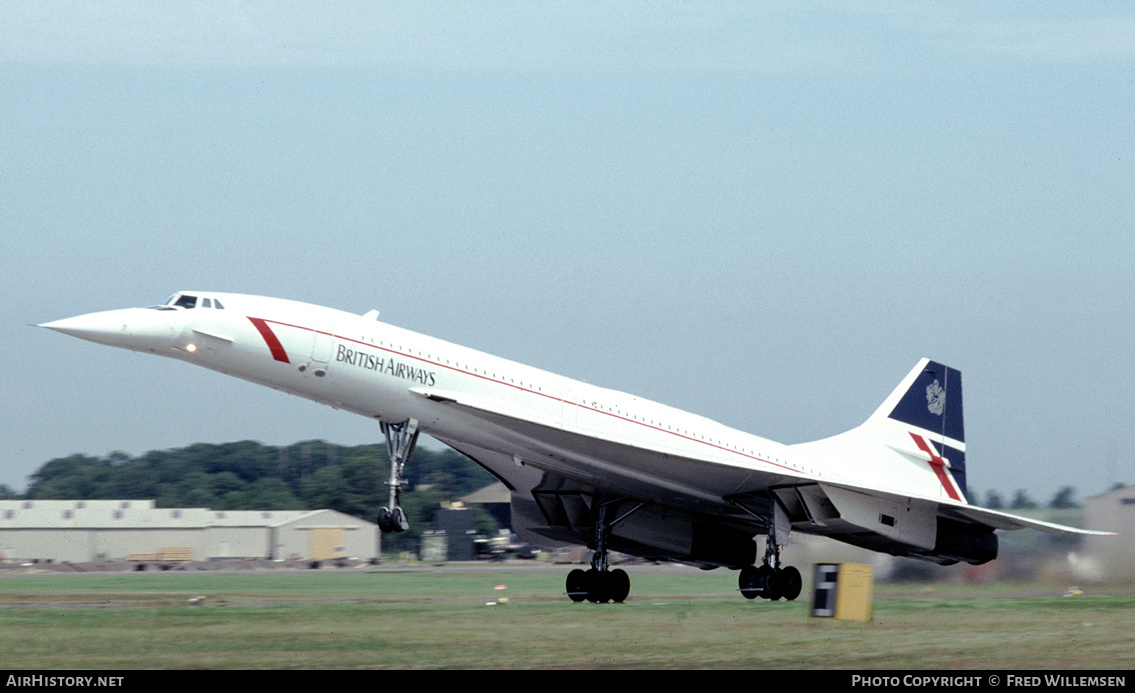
[186,343,197,353]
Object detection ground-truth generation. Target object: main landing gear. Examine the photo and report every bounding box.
[737,502,802,601]
[565,498,639,604]
[738,563,802,601]
[376,418,418,533]
[566,566,631,604]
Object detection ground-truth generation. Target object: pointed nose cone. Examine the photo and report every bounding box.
[39,313,122,342]
[39,312,126,344]
[39,308,178,353]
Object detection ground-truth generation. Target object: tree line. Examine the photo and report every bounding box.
[980,486,1086,510]
[3,444,1102,513]
[6,440,501,552]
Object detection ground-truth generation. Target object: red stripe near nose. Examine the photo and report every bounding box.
[248,317,290,363]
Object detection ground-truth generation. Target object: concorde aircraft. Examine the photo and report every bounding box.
[40,292,1111,602]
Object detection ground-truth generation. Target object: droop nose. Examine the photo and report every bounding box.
[39,308,178,353]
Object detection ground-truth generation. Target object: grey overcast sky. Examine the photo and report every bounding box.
[2,2,1133,504]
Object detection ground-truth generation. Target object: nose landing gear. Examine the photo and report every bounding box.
[377,418,418,534]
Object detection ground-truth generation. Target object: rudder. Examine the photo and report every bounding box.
[885,360,964,444]
[873,359,968,501]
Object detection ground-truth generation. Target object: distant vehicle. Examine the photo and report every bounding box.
[475,533,540,561]
[42,292,1112,603]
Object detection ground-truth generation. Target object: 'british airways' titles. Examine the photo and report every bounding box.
[336,344,436,386]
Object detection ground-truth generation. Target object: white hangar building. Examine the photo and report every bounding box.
[1084,485,1135,577]
[0,500,378,564]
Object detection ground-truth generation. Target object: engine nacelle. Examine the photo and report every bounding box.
[603,506,756,569]
[933,518,998,565]
[688,523,757,569]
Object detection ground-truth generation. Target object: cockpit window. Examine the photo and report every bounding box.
[150,292,223,310]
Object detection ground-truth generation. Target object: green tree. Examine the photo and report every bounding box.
[300,465,349,512]
[1048,486,1078,509]
[1010,489,1037,510]
[209,471,245,498]
[241,478,303,510]
[983,490,1004,509]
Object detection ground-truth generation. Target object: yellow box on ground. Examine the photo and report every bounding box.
[811,562,873,622]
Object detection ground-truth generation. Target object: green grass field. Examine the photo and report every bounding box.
[0,566,1131,669]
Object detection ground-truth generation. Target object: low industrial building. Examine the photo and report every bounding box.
[460,481,510,529]
[0,500,378,564]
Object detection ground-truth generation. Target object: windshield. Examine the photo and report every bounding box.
[149,292,223,310]
[149,293,197,310]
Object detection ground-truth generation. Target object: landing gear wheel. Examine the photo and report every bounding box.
[756,565,779,600]
[776,566,802,601]
[739,565,760,599]
[584,568,610,603]
[563,496,643,603]
[609,568,630,603]
[566,569,588,603]
[376,506,408,533]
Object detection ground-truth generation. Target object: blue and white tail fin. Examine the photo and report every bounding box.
[792,358,970,503]
[878,360,964,444]
[870,358,968,501]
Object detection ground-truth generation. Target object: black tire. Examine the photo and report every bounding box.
[757,565,781,600]
[585,568,609,603]
[738,565,760,599]
[777,566,803,601]
[566,569,587,602]
[610,569,631,603]
[377,507,407,533]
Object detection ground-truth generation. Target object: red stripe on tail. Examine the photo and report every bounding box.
[910,432,961,501]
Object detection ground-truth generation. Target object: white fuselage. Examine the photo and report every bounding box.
[43,292,839,512]
[190,293,829,507]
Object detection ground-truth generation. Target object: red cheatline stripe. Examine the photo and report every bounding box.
[248,317,290,363]
[910,432,961,501]
[243,316,799,477]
